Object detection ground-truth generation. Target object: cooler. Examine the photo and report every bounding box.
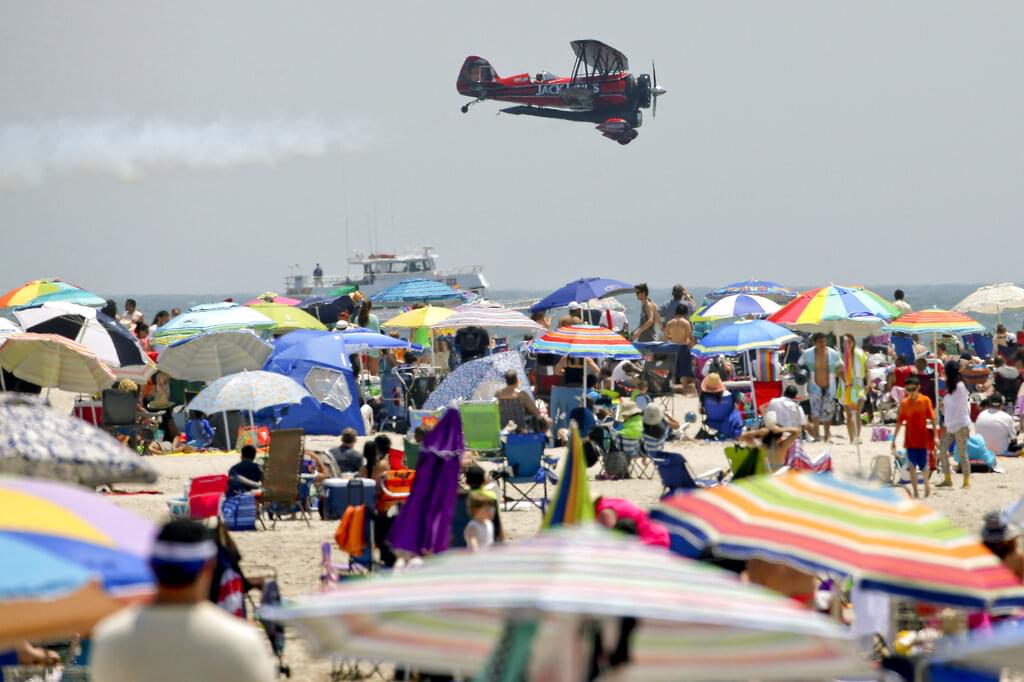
[322,477,376,521]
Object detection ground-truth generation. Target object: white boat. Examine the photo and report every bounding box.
[283,247,488,301]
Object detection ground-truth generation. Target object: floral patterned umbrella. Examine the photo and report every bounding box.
[0,393,157,487]
[187,370,310,415]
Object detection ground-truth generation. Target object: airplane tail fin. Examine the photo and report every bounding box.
[457,56,497,95]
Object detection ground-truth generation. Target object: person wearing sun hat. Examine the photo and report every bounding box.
[699,372,743,440]
[642,402,681,453]
[617,398,644,441]
[701,372,726,394]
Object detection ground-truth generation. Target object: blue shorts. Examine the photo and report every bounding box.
[906,448,929,470]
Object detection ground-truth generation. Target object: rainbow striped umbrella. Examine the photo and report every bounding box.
[0,477,154,645]
[0,279,103,309]
[651,472,1024,609]
[767,284,899,336]
[542,425,594,529]
[263,525,861,681]
[882,309,986,337]
[530,325,640,360]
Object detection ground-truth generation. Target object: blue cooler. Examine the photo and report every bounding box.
[323,478,376,520]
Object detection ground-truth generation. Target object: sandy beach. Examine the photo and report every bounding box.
[94,391,1024,680]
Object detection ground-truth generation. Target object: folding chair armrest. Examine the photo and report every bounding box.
[697,467,723,480]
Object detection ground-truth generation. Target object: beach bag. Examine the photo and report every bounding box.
[582,439,604,468]
[221,493,257,531]
[236,425,270,452]
[871,426,892,442]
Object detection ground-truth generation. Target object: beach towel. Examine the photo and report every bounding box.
[839,342,867,407]
[335,505,366,558]
[784,441,833,472]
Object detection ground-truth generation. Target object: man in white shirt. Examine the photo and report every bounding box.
[975,394,1020,456]
[765,385,807,431]
[91,520,275,682]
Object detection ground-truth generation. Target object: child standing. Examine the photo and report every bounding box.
[891,375,938,498]
[463,491,496,552]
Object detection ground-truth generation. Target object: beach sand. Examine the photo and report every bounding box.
[99,393,1023,679]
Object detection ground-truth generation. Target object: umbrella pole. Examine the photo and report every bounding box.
[0,371,5,392]
[222,411,232,451]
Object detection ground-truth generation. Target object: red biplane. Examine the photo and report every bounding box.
[456,39,666,145]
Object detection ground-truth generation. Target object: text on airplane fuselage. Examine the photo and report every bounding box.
[534,82,601,96]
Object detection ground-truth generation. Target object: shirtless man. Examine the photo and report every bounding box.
[799,333,841,442]
[664,304,696,394]
[557,302,584,328]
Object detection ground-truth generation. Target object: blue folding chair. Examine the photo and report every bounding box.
[548,385,580,434]
[500,432,556,511]
[699,391,743,440]
[892,334,915,362]
[650,451,723,497]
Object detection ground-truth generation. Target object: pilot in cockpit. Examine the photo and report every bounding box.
[534,71,556,82]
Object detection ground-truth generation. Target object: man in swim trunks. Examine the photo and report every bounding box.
[799,333,841,442]
[664,304,695,395]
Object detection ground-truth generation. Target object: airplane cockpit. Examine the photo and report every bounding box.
[534,71,557,82]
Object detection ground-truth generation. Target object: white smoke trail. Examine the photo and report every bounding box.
[0,117,371,186]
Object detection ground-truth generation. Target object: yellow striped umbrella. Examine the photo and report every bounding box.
[0,333,115,393]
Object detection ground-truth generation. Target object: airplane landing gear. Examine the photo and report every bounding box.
[460,98,485,114]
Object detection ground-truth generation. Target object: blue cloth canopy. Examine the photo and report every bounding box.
[529,278,634,314]
[370,279,464,305]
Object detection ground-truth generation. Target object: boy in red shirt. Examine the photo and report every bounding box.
[891,374,938,498]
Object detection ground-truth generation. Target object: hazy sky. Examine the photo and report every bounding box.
[2,2,1022,295]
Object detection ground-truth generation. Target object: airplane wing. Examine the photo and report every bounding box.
[570,40,629,73]
[500,106,603,123]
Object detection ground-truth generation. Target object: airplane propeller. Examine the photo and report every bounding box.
[651,60,667,118]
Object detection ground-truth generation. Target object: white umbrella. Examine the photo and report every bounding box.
[954,282,1024,323]
[14,302,154,382]
[188,371,310,448]
[157,330,272,382]
[429,300,545,332]
[0,333,115,394]
[0,392,157,487]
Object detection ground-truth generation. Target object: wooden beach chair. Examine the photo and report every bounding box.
[261,429,310,529]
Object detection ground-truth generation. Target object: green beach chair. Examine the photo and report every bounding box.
[403,439,420,469]
[724,444,769,480]
[459,400,502,456]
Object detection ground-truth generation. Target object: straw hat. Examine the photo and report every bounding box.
[701,372,725,393]
[643,403,665,426]
[619,399,642,419]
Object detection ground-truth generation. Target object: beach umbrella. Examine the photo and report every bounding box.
[0,318,20,337]
[541,425,594,529]
[690,319,799,358]
[0,333,115,394]
[151,304,276,347]
[14,302,155,382]
[767,283,899,336]
[370,278,465,305]
[243,292,301,306]
[265,332,353,371]
[327,284,359,297]
[422,352,530,410]
[0,393,156,486]
[298,293,355,324]
[691,294,781,322]
[954,282,1024,324]
[883,309,987,411]
[338,332,417,354]
[246,302,327,334]
[263,525,861,681]
[650,472,1024,609]
[188,370,310,417]
[529,277,634,314]
[430,300,546,332]
[381,305,454,329]
[157,330,273,382]
[0,279,103,309]
[883,308,987,338]
[0,476,154,646]
[531,325,640,399]
[706,280,796,303]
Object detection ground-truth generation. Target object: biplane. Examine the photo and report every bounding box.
[456,39,666,145]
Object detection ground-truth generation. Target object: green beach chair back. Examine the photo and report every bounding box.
[459,400,502,454]
[724,445,768,480]
[404,439,420,469]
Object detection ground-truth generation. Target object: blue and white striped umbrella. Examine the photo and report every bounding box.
[188,370,310,415]
[691,294,781,322]
[370,278,466,305]
[691,320,799,358]
[157,330,273,382]
[0,393,157,487]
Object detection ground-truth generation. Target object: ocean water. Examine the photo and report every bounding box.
[113,282,1023,334]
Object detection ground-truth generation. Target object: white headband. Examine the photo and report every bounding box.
[151,540,216,562]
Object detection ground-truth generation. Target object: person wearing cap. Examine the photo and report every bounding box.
[91,520,275,682]
[975,394,1021,456]
[558,302,584,328]
[981,511,1024,582]
[641,403,680,453]
[739,411,803,468]
[891,374,938,499]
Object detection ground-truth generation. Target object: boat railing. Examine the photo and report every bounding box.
[439,264,485,276]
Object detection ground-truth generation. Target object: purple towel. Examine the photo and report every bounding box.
[388,409,464,557]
